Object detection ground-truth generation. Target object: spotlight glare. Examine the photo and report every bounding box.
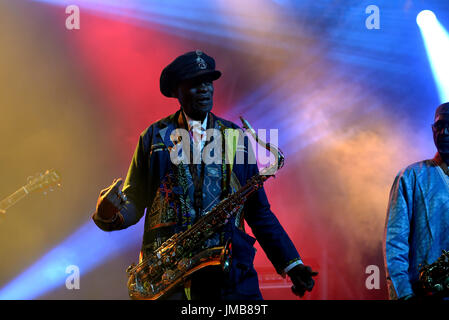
[417,9,449,102]
[417,10,437,27]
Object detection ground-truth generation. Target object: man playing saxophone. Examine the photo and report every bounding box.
[92,50,317,300]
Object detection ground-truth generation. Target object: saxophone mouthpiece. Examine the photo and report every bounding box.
[239,116,251,131]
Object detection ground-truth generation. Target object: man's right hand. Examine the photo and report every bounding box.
[288,264,318,298]
[95,178,127,221]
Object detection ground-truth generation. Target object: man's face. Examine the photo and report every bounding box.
[175,75,214,121]
[432,116,449,156]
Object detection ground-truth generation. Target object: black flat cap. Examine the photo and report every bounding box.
[160,50,222,98]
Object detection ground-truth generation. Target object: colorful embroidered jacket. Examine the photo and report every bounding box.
[93,110,301,298]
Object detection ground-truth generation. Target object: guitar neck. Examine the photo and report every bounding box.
[0,187,29,211]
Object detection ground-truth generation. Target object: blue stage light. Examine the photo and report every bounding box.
[417,10,449,102]
[0,220,143,299]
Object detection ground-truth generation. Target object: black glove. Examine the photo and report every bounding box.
[287,264,318,298]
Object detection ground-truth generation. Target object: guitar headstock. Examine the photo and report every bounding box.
[25,169,61,194]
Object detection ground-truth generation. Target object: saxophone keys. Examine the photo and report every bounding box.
[177,258,192,271]
[162,270,176,284]
[126,263,136,274]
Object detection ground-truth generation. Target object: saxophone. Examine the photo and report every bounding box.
[418,250,449,297]
[126,117,284,300]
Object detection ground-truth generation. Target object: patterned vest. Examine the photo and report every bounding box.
[140,119,243,260]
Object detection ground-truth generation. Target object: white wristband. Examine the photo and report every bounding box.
[284,259,304,273]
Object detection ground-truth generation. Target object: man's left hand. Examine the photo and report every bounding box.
[287,264,318,298]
